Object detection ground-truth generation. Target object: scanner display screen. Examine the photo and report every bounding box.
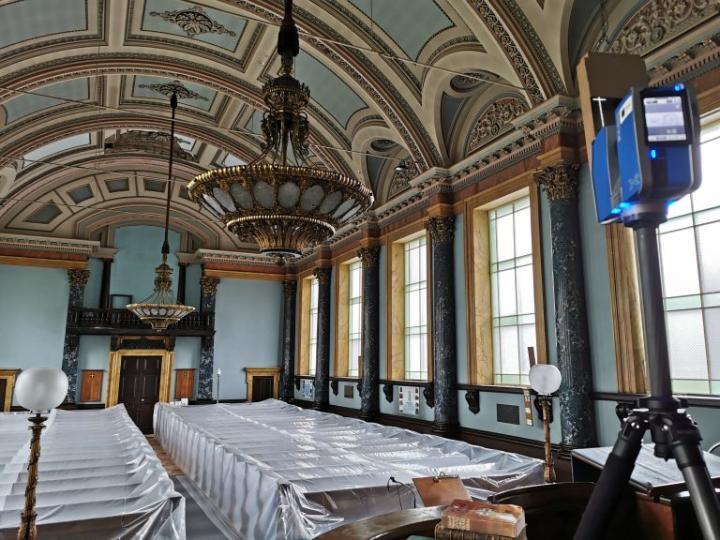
[644,96,687,142]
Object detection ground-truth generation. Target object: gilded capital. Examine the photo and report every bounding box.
[534,161,581,201]
[200,275,220,296]
[67,268,90,289]
[357,246,380,268]
[425,215,455,243]
[313,267,331,285]
[283,280,297,298]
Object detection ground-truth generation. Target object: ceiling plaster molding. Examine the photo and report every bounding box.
[607,0,720,56]
[313,0,423,96]
[194,248,278,268]
[0,232,99,256]
[104,130,196,162]
[149,6,237,39]
[490,0,566,96]
[468,0,545,104]
[0,54,352,175]
[424,36,485,73]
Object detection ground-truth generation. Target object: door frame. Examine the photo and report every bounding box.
[106,349,173,408]
[245,367,280,402]
[0,369,18,412]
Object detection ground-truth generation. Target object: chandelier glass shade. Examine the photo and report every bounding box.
[188,0,373,259]
[126,92,195,331]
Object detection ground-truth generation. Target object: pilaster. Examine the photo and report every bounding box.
[358,246,380,420]
[313,267,332,410]
[280,280,297,401]
[63,268,90,403]
[198,274,220,400]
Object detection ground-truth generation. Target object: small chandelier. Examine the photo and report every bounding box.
[188,0,373,258]
[127,92,195,331]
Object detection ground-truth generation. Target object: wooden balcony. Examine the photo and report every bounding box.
[67,307,214,336]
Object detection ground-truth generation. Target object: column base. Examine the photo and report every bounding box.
[359,410,379,422]
[431,421,460,439]
[313,402,328,412]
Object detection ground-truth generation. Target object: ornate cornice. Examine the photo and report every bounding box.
[313,267,332,284]
[194,248,276,267]
[357,246,380,268]
[200,275,220,296]
[425,215,455,244]
[68,268,90,288]
[0,233,99,256]
[534,161,581,201]
[608,0,719,56]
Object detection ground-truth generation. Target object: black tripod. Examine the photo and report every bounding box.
[573,215,720,540]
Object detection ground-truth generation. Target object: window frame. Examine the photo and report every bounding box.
[464,177,547,386]
[297,273,318,377]
[386,226,433,382]
[333,256,363,378]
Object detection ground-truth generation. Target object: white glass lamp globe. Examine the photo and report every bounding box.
[14,368,68,412]
[529,364,562,396]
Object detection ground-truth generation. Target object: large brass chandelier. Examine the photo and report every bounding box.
[127,92,195,331]
[188,0,373,258]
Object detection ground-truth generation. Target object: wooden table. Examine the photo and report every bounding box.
[317,506,444,540]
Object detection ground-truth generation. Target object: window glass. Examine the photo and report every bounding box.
[348,261,362,377]
[489,197,535,385]
[660,124,720,394]
[404,237,428,380]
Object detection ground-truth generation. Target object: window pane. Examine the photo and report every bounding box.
[696,139,720,211]
[697,222,720,292]
[514,208,532,256]
[496,214,515,262]
[498,269,517,317]
[500,326,519,375]
[659,228,700,297]
[706,308,720,380]
[404,236,428,380]
[667,310,708,380]
[516,265,535,315]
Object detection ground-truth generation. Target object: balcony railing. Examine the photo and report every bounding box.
[68,307,214,336]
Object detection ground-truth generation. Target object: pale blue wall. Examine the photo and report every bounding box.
[84,257,103,308]
[110,225,181,303]
[0,264,69,405]
[174,336,201,397]
[185,263,202,309]
[213,278,283,400]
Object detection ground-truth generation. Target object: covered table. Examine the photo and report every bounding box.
[0,406,185,540]
[155,399,543,539]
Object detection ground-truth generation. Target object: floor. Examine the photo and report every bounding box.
[146,435,231,540]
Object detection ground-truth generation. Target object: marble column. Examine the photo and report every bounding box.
[177,263,187,304]
[280,280,297,402]
[535,161,597,448]
[426,216,459,437]
[358,246,380,421]
[62,268,90,403]
[313,267,332,411]
[99,258,112,309]
[198,275,219,400]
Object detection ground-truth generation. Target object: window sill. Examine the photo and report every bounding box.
[457,383,529,394]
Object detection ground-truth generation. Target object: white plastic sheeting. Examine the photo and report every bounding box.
[0,406,185,540]
[155,399,543,539]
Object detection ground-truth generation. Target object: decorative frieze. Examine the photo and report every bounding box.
[150,6,237,39]
[609,0,719,56]
[0,233,98,256]
[534,161,581,201]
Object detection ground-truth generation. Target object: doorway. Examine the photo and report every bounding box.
[118,356,162,433]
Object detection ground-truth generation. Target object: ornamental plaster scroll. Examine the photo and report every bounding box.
[150,6,237,39]
[466,97,529,153]
[138,80,208,100]
[609,0,720,56]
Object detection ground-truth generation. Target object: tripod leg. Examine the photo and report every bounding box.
[669,420,720,540]
[572,416,645,540]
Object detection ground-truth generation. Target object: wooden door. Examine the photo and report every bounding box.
[80,370,103,402]
[174,369,195,399]
[252,376,275,402]
[118,356,162,433]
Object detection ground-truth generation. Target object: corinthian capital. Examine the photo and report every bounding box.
[425,215,455,244]
[200,275,220,296]
[357,246,380,269]
[534,161,581,201]
[67,268,90,289]
[313,267,331,285]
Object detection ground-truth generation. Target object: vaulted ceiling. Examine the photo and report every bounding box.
[0,0,716,249]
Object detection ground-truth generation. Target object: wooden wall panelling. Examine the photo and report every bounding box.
[80,369,104,402]
[174,369,195,400]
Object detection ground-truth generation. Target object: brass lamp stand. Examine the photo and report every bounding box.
[528,363,562,484]
[538,396,556,483]
[17,414,46,540]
